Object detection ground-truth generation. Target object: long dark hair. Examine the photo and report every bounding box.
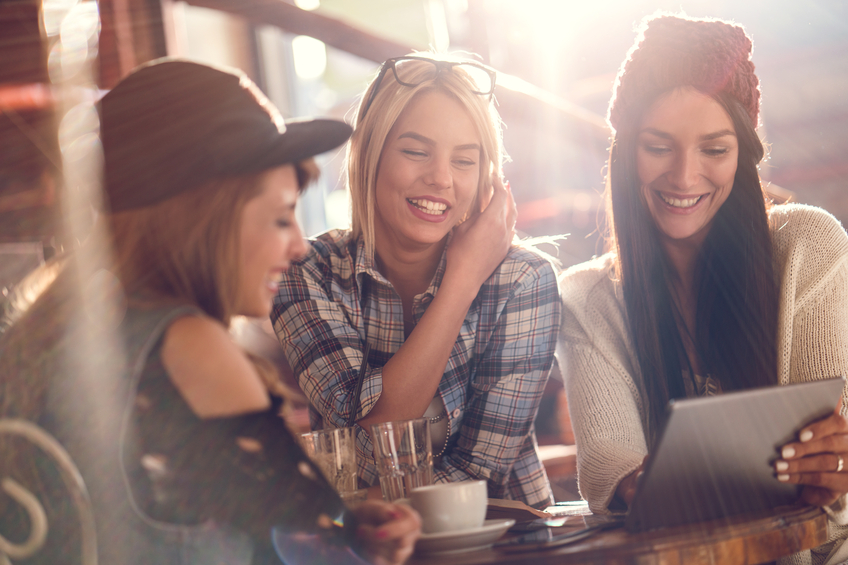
[607,91,778,443]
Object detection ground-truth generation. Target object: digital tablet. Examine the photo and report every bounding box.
[625,377,845,532]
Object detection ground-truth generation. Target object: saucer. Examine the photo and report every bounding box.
[414,519,516,554]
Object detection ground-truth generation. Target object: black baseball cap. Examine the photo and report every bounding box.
[99,58,352,212]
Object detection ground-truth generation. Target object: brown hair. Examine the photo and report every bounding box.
[0,159,318,421]
[606,91,778,442]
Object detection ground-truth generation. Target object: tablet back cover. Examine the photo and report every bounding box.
[625,377,844,532]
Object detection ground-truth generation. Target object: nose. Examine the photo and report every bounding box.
[289,221,309,261]
[667,150,701,191]
[423,155,452,191]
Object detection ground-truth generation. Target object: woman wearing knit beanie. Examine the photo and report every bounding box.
[558,13,848,563]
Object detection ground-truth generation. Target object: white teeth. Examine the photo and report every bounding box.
[408,198,447,215]
[268,272,283,284]
[660,193,701,208]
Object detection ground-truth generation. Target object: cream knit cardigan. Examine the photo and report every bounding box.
[559,204,848,564]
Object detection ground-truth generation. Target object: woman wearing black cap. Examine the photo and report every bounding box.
[0,60,419,565]
[558,13,848,563]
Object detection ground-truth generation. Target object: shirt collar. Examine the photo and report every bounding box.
[353,231,453,299]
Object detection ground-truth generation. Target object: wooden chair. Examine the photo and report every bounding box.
[0,418,97,565]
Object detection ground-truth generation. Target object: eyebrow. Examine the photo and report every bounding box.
[397,131,481,152]
[640,127,737,141]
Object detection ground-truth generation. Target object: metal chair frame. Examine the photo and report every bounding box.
[0,418,97,565]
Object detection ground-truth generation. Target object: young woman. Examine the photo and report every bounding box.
[272,54,561,508]
[0,59,419,565]
[558,14,848,564]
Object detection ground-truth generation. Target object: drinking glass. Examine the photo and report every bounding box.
[370,418,434,501]
[299,427,358,499]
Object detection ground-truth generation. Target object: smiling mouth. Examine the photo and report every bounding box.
[407,198,449,216]
[659,193,705,209]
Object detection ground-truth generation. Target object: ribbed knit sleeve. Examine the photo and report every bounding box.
[558,255,647,513]
[771,204,848,531]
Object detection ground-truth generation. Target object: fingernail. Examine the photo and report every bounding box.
[775,461,789,472]
[388,510,401,520]
[777,474,790,482]
[504,181,511,191]
[377,529,388,539]
[800,430,814,442]
[782,446,796,459]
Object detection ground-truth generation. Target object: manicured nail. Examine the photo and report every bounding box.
[504,181,511,192]
[775,461,789,472]
[800,430,814,442]
[777,474,790,482]
[782,446,796,459]
[376,529,388,539]
[388,510,402,520]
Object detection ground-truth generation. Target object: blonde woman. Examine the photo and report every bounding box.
[0,60,419,565]
[273,54,560,508]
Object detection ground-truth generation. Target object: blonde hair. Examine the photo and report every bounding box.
[347,54,505,256]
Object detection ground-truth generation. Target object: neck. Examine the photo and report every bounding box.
[659,227,710,299]
[659,233,706,356]
[373,230,446,301]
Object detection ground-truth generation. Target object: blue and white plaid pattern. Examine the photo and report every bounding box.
[272,230,559,508]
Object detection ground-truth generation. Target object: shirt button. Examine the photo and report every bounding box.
[452,408,461,418]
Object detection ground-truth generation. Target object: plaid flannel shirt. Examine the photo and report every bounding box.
[271,230,559,508]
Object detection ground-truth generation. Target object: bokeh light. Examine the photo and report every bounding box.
[292,35,327,81]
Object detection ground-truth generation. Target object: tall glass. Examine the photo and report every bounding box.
[299,427,358,497]
[370,418,434,501]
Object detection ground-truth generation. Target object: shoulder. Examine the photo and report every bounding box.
[769,204,848,300]
[161,315,269,418]
[769,203,848,256]
[278,229,356,298]
[304,229,356,264]
[295,229,356,275]
[558,253,628,345]
[558,253,618,309]
[488,244,558,292]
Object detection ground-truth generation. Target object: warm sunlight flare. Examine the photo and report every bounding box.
[291,35,327,81]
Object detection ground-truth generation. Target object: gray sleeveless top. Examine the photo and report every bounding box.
[40,303,349,565]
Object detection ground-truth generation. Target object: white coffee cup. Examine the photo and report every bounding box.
[410,480,487,534]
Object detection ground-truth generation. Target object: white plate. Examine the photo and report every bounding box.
[414,519,515,554]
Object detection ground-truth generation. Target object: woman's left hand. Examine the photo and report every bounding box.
[353,500,421,565]
[775,401,848,507]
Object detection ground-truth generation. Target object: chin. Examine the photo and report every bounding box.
[658,224,709,242]
[240,301,272,320]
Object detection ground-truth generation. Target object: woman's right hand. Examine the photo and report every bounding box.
[445,173,517,295]
[615,460,646,507]
[354,500,421,565]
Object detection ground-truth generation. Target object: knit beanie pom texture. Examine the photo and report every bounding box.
[608,13,760,132]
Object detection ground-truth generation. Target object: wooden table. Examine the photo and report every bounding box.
[409,505,828,565]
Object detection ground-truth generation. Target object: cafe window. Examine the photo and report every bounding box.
[165,0,440,237]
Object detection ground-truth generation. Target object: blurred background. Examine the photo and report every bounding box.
[2,0,846,276]
[1,0,846,499]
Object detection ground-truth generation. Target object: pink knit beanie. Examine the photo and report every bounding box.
[607,13,760,132]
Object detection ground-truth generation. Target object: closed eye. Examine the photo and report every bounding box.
[642,145,670,155]
[703,147,731,157]
[401,149,428,158]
